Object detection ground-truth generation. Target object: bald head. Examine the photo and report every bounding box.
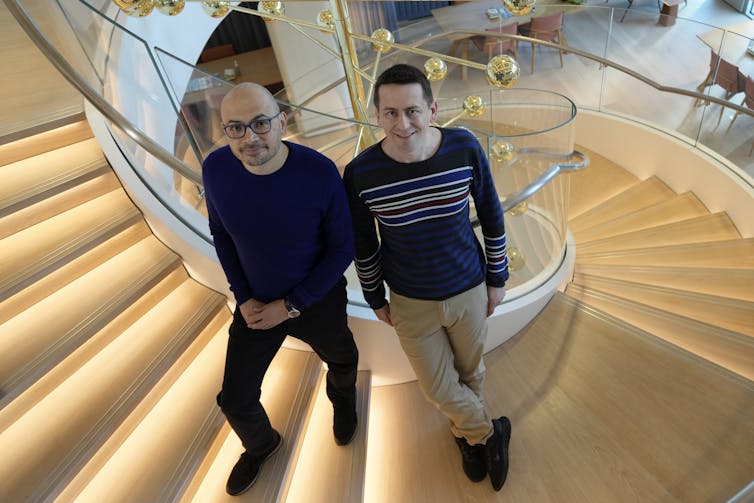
[221,82,279,123]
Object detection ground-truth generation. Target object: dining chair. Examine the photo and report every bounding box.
[471,22,519,61]
[699,52,745,125]
[725,74,754,155]
[519,12,566,74]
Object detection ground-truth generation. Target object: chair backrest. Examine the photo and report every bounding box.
[486,22,518,50]
[529,12,563,40]
[711,53,743,94]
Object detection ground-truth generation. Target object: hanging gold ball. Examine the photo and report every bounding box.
[424,58,447,81]
[316,9,335,32]
[503,0,536,16]
[463,95,486,117]
[507,247,525,271]
[258,1,284,21]
[508,201,529,216]
[114,0,154,17]
[371,28,394,53]
[201,1,229,18]
[490,140,515,163]
[154,0,184,15]
[486,54,520,89]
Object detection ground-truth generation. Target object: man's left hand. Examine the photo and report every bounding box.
[248,299,289,330]
[487,286,506,317]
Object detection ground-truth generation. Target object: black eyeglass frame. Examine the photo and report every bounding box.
[222,111,283,139]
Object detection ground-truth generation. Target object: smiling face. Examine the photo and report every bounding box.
[220,83,287,173]
[375,82,438,159]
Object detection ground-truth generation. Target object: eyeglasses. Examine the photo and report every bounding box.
[222,111,282,139]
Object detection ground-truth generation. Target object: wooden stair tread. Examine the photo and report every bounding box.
[0,120,93,167]
[574,192,709,244]
[567,147,639,220]
[0,237,184,404]
[0,137,107,215]
[564,284,754,382]
[577,213,741,254]
[569,176,675,233]
[285,370,371,503]
[58,309,231,503]
[184,349,322,502]
[575,238,754,268]
[571,273,754,336]
[0,280,226,502]
[573,264,754,301]
[0,189,143,299]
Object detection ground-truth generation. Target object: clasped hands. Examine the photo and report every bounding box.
[239,298,288,330]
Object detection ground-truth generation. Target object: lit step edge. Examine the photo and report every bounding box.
[0,242,183,408]
[571,273,754,336]
[564,284,754,383]
[55,307,231,503]
[0,118,92,167]
[15,283,226,502]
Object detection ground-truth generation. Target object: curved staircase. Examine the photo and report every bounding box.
[0,123,752,502]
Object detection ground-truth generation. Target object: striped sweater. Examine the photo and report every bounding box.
[343,127,508,309]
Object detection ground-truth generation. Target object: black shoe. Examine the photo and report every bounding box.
[226,430,282,496]
[484,416,511,491]
[333,400,358,446]
[454,436,487,482]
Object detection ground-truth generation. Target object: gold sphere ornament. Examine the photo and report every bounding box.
[154,0,184,16]
[507,247,525,271]
[462,95,486,117]
[316,9,335,32]
[490,140,515,163]
[424,58,447,81]
[508,201,529,216]
[486,54,520,89]
[258,1,284,21]
[201,1,229,18]
[503,0,537,16]
[114,0,154,17]
[371,28,394,53]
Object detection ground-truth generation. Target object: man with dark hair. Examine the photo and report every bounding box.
[203,82,359,496]
[343,64,511,491]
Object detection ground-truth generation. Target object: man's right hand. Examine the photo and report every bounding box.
[374,304,392,326]
[239,298,265,327]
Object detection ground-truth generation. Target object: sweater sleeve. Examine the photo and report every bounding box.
[343,165,388,309]
[287,164,355,309]
[204,175,254,306]
[469,141,509,287]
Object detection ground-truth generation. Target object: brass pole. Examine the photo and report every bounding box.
[330,0,375,150]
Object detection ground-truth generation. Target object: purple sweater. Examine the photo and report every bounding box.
[202,142,354,309]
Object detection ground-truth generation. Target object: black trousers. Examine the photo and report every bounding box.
[217,278,359,456]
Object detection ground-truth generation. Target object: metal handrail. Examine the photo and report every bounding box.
[3,0,203,186]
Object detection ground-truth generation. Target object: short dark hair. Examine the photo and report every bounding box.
[373,63,433,109]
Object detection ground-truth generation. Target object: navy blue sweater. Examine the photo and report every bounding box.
[203,142,354,309]
[343,127,508,309]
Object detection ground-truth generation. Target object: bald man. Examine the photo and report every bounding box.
[202,83,359,496]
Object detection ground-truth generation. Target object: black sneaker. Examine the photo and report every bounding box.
[226,430,282,496]
[484,416,511,491]
[333,400,358,446]
[454,436,487,482]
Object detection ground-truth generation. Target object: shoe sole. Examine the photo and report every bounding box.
[228,434,283,496]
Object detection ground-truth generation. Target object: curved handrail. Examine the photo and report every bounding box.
[471,149,589,227]
[3,0,203,186]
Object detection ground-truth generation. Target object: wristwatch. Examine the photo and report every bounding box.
[284,297,301,318]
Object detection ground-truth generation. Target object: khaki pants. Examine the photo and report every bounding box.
[391,282,493,445]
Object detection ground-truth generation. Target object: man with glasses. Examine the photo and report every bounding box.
[202,82,359,496]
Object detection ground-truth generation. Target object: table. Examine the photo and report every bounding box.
[696,21,754,93]
[430,0,577,79]
[196,46,282,89]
